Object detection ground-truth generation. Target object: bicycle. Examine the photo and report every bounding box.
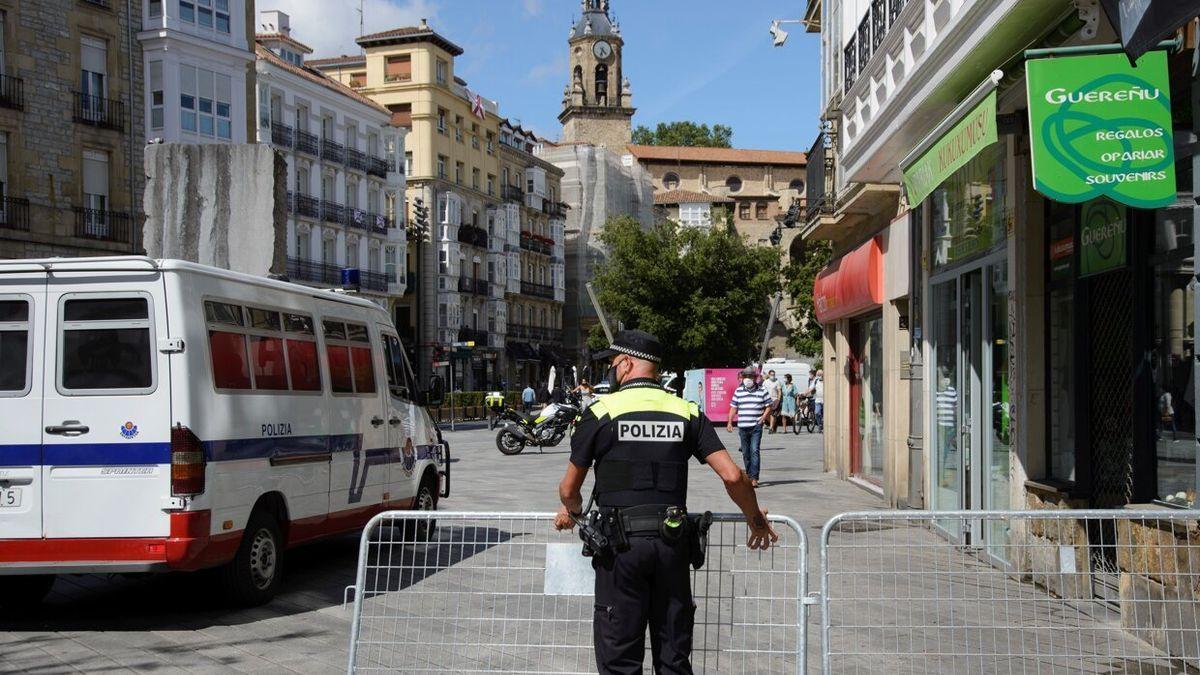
[795,395,816,434]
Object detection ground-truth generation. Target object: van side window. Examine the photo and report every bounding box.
[382,334,413,400]
[323,319,376,395]
[0,300,30,393]
[205,301,320,393]
[61,297,153,391]
[206,301,252,389]
[283,312,320,391]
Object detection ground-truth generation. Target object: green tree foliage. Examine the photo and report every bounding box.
[631,121,734,148]
[588,216,780,379]
[781,240,832,357]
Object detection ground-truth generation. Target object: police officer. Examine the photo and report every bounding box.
[555,330,778,674]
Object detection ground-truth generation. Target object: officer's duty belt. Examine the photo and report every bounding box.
[611,504,681,536]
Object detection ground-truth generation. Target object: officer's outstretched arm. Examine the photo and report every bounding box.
[555,463,588,531]
[705,450,779,550]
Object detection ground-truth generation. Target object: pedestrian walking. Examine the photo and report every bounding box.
[555,330,778,674]
[727,367,771,488]
[780,373,798,434]
[522,383,536,414]
[763,369,782,433]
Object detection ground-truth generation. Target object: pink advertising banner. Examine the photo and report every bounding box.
[702,369,743,421]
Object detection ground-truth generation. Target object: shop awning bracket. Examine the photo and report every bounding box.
[1023,36,1181,60]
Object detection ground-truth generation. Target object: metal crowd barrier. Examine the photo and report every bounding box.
[345,511,809,674]
[820,509,1200,674]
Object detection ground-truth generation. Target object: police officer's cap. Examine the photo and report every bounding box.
[594,329,663,364]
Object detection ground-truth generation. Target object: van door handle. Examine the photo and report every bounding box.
[388,417,402,426]
[45,421,90,436]
[370,416,385,427]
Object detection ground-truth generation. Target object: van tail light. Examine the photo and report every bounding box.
[171,424,206,496]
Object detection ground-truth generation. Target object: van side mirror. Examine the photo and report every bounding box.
[425,375,445,407]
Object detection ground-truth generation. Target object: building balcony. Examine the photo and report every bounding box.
[544,201,567,218]
[503,185,524,203]
[73,207,134,243]
[519,232,552,255]
[0,74,23,111]
[507,323,562,342]
[805,130,835,226]
[287,257,341,285]
[345,148,367,173]
[367,156,389,178]
[295,129,319,156]
[320,199,344,224]
[0,196,30,231]
[457,327,488,345]
[520,281,554,300]
[73,92,124,131]
[291,192,320,219]
[321,138,343,164]
[457,276,489,296]
[457,224,489,248]
[359,269,390,293]
[270,122,293,148]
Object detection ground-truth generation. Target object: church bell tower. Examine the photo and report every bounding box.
[559,0,635,148]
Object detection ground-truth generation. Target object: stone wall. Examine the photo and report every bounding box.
[1117,512,1200,667]
[143,143,287,276]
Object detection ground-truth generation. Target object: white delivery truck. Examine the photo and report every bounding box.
[0,257,449,605]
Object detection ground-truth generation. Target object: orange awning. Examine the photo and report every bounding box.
[813,236,883,323]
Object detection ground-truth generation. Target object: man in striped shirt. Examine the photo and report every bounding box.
[726,367,772,487]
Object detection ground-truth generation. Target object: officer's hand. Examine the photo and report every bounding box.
[747,509,779,551]
[554,506,576,531]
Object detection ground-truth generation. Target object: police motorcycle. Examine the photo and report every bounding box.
[495,388,582,455]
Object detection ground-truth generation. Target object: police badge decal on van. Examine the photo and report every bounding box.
[119,421,139,439]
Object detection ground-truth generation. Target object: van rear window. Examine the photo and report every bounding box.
[0,300,30,393]
[61,297,153,391]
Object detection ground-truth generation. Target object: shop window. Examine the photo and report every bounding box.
[1152,201,1196,506]
[931,142,1007,270]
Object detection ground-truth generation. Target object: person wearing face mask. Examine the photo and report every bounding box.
[554,330,777,674]
[727,367,772,488]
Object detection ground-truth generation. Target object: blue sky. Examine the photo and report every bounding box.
[270,0,820,151]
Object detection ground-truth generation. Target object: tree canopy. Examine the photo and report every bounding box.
[631,121,734,148]
[588,216,780,378]
[781,240,832,357]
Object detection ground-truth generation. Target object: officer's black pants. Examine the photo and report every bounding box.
[592,534,694,675]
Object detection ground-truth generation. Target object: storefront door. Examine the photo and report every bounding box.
[849,315,884,484]
[930,255,1011,558]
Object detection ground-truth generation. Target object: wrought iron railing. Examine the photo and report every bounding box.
[519,234,552,255]
[0,74,23,111]
[457,225,489,248]
[321,138,344,164]
[871,0,887,51]
[457,276,489,296]
[360,269,389,292]
[287,257,341,285]
[805,131,836,223]
[73,92,124,131]
[345,148,367,172]
[321,199,345,224]
[294,193,320,219]
[889,0,906,23]
[295,129,319,156]
[271,122,293,148]
[844,39,857,94]
[520,281,554,299]
[0,196,30,231]
[74,207,133,243]
[368,156,389,178]
[503,185,524,203]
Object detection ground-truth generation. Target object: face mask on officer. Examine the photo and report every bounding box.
[608,355,632,388]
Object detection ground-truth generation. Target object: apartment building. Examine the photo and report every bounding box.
[253,11,407,318]
[0,0,145,259]
[138,0,256,145]
[313,21,513,388]
[498,119,567,388]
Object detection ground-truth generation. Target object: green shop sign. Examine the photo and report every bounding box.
[1080,198,1127,277]
[902,90,998,206]
[1026,51,1175,208]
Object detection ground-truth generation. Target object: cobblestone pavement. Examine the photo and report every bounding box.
[1,425,872,674]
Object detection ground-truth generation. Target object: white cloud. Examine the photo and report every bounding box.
[522,0,543,16]
[261,0,440,58]
[525,53,566,83]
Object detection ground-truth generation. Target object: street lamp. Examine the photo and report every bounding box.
[768,18,813,47]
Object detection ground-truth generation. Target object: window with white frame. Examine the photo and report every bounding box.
[344,122,356,150]
[81,149,110,237]
[180,65,231,139]
[149,61,164,130]
[179,0,230,34]
[437,108,446,133]
[368,132,379,158]
[405,152,413,175]
[321,236,335,264]
[679,202,711,227]
[296,228,310,258]
[296,164,309,196]
[346,177,359,210]
[436,59,447,85]
[368,186,380,214]
[385,246,397,282]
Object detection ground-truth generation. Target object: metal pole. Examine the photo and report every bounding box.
[1023,36,1180,59]
[449,358,456,432]
[585,281,614,344]
[758,292,782,368]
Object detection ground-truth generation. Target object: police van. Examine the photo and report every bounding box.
[0,257,448,605]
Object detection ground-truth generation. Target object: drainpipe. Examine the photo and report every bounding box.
[126,0,137,253]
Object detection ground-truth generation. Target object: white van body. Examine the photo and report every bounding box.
[0,257,447,593]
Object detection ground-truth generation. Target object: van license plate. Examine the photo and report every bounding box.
[0,488,21,508]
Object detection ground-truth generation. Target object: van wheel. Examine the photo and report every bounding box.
[0,574,55,608]
[402,476,438,544]
[220,511,283,607]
